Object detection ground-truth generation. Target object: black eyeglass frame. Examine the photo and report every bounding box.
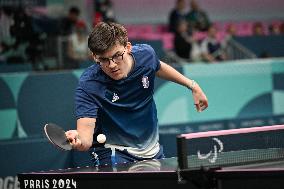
[97,50,126,67]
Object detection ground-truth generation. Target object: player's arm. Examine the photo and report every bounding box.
[156,61,208,112]
[66,117,96,151]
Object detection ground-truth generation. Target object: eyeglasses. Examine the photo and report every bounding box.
[97,51,125,67]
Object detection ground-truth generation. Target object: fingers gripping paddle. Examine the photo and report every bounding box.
[44,123,72,151]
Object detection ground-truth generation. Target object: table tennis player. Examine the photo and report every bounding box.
[65,22,208,166]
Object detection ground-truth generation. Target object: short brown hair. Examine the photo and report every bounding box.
[88,22,128,54]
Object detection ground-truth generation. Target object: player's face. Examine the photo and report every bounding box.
[94,42,133,80]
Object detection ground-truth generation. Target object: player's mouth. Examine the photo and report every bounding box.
[111,69,119,74]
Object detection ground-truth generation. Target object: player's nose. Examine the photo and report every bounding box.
[108,60,117,68]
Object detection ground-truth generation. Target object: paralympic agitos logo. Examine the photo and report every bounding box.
[197,137,224,163]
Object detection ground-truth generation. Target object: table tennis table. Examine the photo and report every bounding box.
[18,125,284,189]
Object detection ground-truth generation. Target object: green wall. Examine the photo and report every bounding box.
[155,59,283,125]
[1,58,284,140]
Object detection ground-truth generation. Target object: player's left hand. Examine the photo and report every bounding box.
[191,82,208,112]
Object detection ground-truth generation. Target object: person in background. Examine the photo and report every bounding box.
[168,0,188,33]
[4,7,42,66]
[221,23,237,60]
[280,22,284,35]
[59,7,81,36]
[94,0,116,26]
[222,23,237,46]
[268,23,280,35]
[225,24,237,39]
[0,7,14,63]
[186,0,210,32]
[0,7,13,44]
[66,20,90,69]
[252,22,265,36]
[174,19,192,59]
[200,25,226,62]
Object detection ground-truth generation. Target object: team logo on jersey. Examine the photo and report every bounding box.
[142,76,149,88]
[112,93,119,102]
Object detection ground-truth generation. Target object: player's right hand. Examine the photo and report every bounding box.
[65,130,83,151]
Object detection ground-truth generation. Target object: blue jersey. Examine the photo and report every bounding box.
[75,44,161,152]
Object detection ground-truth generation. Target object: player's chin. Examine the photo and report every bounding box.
[110,72,124,80]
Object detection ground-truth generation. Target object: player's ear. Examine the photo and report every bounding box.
[126,42,132,54]
[92,53,99,64]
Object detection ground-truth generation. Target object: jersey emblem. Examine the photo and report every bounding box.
[112,93,119,102]
[142,76,149,88]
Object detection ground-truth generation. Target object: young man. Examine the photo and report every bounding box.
[66,22,208,166]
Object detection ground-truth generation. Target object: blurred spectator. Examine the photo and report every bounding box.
[268,23,280,35]
[94,0,116,26]
[168,0,188,33]
[186,0,210,32]
[222,23,237,60]
[279,21,284,35]
[10,7,44,68]
[200,25,226,62]
[0,7,44,67]
[280,22,284,35]
[59,6,80,36]
[252,22,265,36]
[174,20,192,59]
[66,20,90,69]
[9,7,34,45]
[225,23,237,38]
[0,7,13,44]
[223,23,237,46]
[0,7,14,63]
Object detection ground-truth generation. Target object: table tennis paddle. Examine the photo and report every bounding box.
[44,123,72,151]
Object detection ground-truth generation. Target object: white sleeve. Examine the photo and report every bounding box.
[200,39,209,54]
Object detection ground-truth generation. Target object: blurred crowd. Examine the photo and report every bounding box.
[0,0,284,72]
[168,0,284,63]
[0,0,116,71]
[0,5,85,70]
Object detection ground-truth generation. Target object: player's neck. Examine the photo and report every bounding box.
[125,54,135,77]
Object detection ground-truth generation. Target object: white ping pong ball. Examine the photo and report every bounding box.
[97,134,106,143]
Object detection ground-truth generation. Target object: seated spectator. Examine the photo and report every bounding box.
[0,43,5,64]
[59,7,80,36]
[1,7,41,66]
[200,25,226,62]
[0,7,13,44]
[252,22,265,36]
[94,0,116,24]
[226,23,237,39]
[174,20,192,59]
[186,0,211,32]
[280,22,284,35]
[268,23,280,35]
[66,20,90,69]
[0,7,14,63]
[223,23,237,46]
[168,0,188,33]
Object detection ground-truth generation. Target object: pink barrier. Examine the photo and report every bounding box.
[181,125,284,139]
[161,32,174,50]
[125,24,154,34]
[192,32,207,41]
[125,20,282,50]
